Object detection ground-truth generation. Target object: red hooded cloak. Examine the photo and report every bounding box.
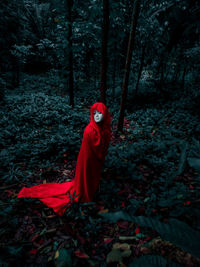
[18,103,111,216]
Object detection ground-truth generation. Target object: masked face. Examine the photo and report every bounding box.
[93,110,103,123]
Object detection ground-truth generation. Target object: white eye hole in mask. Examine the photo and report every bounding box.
[94,110,103,123]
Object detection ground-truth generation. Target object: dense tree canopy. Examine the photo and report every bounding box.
[1,0,199,97]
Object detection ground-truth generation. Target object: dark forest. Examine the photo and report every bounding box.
[0,0,200,266]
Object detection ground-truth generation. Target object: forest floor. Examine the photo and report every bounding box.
[1,74,200,266]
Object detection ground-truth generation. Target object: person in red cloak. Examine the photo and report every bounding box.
[18,102,111,216]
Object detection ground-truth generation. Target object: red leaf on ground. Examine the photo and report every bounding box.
[189,185,194,190]
[104,238,113,244]
[38,239,44,245]
[74,250,89,259]
[135,226,140,234]
[31,234,40,242]
[92,249,96,255]
[93,204,103,210]
[5,190,14,197]
[77,234,86,245]
[117,189,130,195]
[29,249,37,255]
[32,209,42,217]
[152,209,157,214]
[121,201,126,208]
[184,200,191,206]
[117,221,129,229]
[145,236,151,241]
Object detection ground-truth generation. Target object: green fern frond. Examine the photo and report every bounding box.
[128,255,182,267]
[100,212,200,259]
[133,216,200,259]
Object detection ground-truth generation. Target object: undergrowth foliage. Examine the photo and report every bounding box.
[0,92,88,184]
[0,74,200,266]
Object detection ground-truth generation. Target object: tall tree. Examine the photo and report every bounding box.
[117,0,140,131]
[135,44,146,97]
[64,0,74,107]
[100,0,109,104]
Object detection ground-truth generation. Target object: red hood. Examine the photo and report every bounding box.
[89,102,111,145]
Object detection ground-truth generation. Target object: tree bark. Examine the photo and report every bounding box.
[112,42,117,97]
[181,64,187,90]
[64,0,74,107]
[135,44,145,97]
[100,0,109,104]
[117,0,141,131]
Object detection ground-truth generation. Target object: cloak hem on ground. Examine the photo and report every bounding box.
[18,102,111,216]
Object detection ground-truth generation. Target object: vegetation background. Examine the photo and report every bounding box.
[0,0,200,266]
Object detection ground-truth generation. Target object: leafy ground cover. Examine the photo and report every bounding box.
[1,74,200,266]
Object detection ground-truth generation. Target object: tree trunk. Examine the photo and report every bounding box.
[11,1,21,89]
[100,0,109,104]
[154,57,166,95]
[160,61,164,91]
[135,44,145,97]
[64,0,74,107]
[112,42,117,97]
[181,64,187,90]
[172,63,180,84]
[117,0,140,131]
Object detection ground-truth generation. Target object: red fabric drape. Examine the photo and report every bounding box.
[18,103,111,216]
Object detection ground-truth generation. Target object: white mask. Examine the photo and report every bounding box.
[94,110,103,123]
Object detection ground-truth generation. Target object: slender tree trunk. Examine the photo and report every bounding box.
[64,0,74,107]
[172,63,180,84]
[11,0,21,89]
[160,61,164,91]
[117,0,140,131]
[112,62,116,97]
[154,57,166,95]
[135,44,145,97]
[94,62,96,90]
[100,0,109,104]
[181,64,187,89]
[112,42,117,97]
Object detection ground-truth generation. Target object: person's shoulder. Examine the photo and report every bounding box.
[84,123,96,138]
[83,124,91,137]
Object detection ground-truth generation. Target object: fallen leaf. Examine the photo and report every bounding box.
[104,238,114,244]
[117,221,129,229]
[74,250,89,259]
[184,200,191,206]
[77,234,86,245]
[98,209,109,214]
[31,233,40,242]
[106,249,122,264]
[119,236,136,241]
[120,135,125,140]
[135,226,140,235]
[121,201,126,208]
[145,236,151,241]
[54,248,72,267]
[140,246,151,254]
[29,249,37,255]
[62,170,71,176]
[112,243,130,251]
[121,249,132,258]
